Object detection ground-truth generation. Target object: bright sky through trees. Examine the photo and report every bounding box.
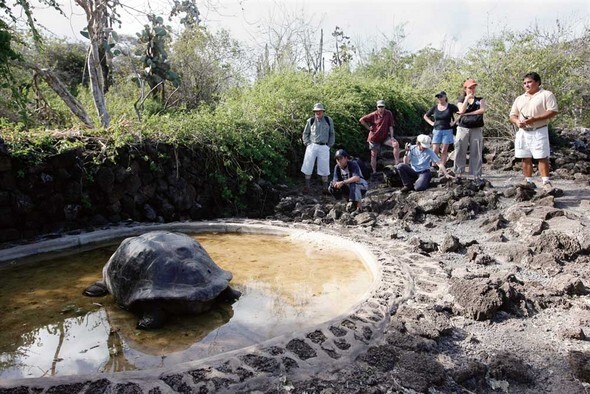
[30,0,589,57]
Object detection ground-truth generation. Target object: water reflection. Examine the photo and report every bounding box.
[0,311,111,378]
[0,232,372,378]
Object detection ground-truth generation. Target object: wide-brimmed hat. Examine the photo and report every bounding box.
[463,79,477,88]
[335,149,349,158]
[313,103,325,111]
[417,134,432,149]
[434,91,447,98]
[376,100,386,107]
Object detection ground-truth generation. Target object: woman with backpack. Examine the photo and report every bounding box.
[455,79,487,185]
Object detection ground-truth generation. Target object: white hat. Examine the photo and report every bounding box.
[417,134,432,149]
[376,100,386,107]
[313,103,325,111]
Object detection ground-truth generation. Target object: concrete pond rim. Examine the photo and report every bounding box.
[0,220,411,391]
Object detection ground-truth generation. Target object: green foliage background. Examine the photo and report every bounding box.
[0,19,589,210]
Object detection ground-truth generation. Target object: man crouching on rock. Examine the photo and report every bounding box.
[328,149,368,211]
[396,134,453,193]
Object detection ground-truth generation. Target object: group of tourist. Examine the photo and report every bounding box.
[301,72,559,210]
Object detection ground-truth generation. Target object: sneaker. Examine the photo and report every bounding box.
[400,185,413,193]
[520,181,536,189]
[542,181,553,192]
[474,178,486,188]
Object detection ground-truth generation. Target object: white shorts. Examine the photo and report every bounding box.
[514,127,550,159]
[301,143,331,176]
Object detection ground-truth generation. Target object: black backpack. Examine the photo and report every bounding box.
[310,116,331,127]
[383,164,403,187]
[351,158,372,180]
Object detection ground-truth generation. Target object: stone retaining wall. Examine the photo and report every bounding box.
[0,144,279,244]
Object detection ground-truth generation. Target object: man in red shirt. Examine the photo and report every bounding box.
[360,100,400,175]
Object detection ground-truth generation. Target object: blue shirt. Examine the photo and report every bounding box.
[408,145,439,172]
[333,160,363,182]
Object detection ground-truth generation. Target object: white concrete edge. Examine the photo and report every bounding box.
[0,222,287,264]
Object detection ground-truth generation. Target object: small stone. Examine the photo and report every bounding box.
[568,351,590,383]
[560,327,586,341]
[439,234,461,253]
[466,333,480,343]
[475,254,496,266]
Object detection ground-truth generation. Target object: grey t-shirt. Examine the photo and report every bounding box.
[302,116,335,147]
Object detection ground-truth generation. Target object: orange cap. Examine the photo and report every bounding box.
[463,79,477,88]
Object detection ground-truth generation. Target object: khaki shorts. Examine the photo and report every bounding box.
[369,136,394,151]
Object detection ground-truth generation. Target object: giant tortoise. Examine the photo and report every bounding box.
[84,231,241,329]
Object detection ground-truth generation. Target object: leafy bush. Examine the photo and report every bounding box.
[455,25,590,137]
[219,69,428,166]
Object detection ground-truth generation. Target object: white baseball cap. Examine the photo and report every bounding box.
[417,134,432,149]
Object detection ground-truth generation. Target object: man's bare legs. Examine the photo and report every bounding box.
[370,149,379,173]
[371,139,400,174]
[521,158,533,177]
[384,138,400,165]
[522,157,551,190]
[522,157,550,177]
[538,158,550,177]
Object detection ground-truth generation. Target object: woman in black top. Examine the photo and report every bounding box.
[455,79,487,184]
[423,91,459,168]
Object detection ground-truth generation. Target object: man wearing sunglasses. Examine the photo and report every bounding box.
[360,100,400,177]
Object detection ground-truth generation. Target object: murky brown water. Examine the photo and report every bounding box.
[0,232,372,379]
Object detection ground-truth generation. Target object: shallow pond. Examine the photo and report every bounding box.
[0,232,373,379]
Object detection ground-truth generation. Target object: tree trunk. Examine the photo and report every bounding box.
[318,29,323,74]
[87,42,110,128]
[18,61,95,128]
[75,0,111,129]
